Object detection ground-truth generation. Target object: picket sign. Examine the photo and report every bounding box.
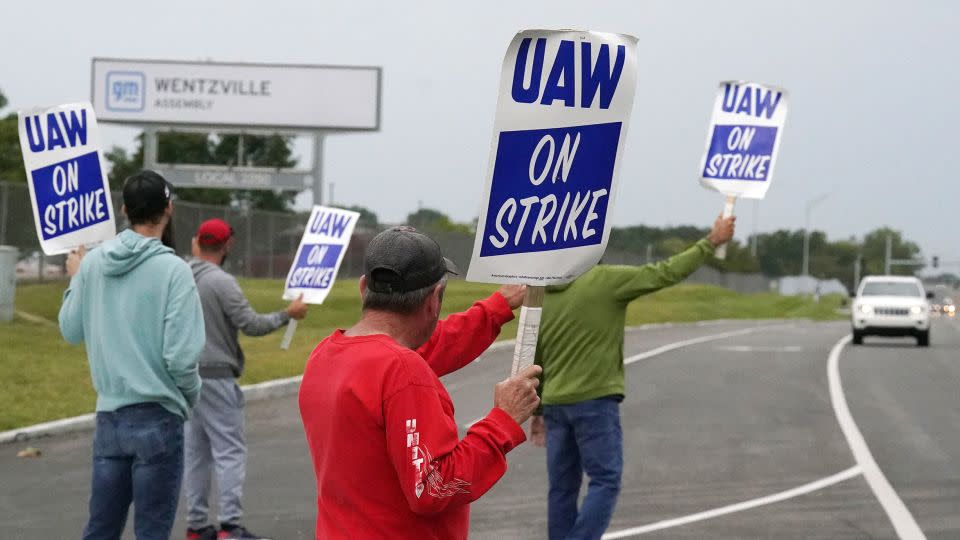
[698,81,789,260]
[466,30,639,374]
[279,206,359,350]
[17,103,116,255]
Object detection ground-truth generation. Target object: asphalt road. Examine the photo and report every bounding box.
[2,317,959,539]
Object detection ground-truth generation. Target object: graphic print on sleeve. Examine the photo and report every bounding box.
[406,418,471,499]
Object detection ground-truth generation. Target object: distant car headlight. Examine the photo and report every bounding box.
[947,305,956,313]
[910,306,923,315]
[858,304,872,314]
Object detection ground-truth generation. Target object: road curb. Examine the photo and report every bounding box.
[0,318,793,445]
[0,375,306,445]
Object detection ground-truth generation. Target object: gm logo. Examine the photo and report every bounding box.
[105,71,145,112]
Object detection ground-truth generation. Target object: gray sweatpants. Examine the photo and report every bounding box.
[184,377,246,528]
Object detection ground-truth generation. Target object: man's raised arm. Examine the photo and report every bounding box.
[416,285,525,377]
[611,215,735,303]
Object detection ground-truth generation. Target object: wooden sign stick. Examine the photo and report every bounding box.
[280,319,298,351]
[511,286,545,375]
[714,196,736,260]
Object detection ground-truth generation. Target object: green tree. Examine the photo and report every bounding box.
[0,89,26,183]
[105,131,299,211]
[813,238,860,289]
[752,229,805,276]
[104,145,142,191]
[338,205,379,230]
[609,224,757,272]
[861,227,920,276]
[211,134,297,211]
[406,207,472,234]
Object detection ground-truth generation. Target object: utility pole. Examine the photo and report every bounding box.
[802,193,829,276]
[645,243,653,264]
[884,235,892,275]
[885,234,927,273]
[853,255,862,292]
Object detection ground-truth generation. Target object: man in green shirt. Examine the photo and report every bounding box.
[531,215,735,540]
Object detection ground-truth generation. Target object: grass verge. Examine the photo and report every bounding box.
[0,279,842,430]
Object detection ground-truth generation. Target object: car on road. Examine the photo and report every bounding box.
[851,276,932,346]
[942,297,956,317]
[15,251,64,281]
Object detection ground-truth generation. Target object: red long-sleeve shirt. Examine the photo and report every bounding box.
[298,292,524,539]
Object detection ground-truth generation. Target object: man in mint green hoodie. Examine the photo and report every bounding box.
[60,170,206,540]
[532,215,735,540]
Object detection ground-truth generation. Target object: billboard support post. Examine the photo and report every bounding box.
[236,134,245,167]
[312,132,325,206]
[144,127,159,170]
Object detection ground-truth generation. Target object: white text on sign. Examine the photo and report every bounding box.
[21,109,110,240]
[511,38,626,109]
[480,122,620,257]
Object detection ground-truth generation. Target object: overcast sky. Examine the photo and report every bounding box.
[3,0,958,266]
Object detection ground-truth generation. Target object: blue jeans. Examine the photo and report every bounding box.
[83,403,184,540]
[544,397,623,540]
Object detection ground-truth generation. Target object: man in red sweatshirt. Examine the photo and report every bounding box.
[299,226,541,539]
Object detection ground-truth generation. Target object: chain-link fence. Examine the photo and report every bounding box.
[1,182,68,281]
[1,181,773,292]
[1,181,398,281]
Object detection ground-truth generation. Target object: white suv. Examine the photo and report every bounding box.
[851,276,932,346]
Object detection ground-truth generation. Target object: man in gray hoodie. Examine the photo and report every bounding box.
[184,218,308,540]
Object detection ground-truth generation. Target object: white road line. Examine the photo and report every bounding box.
[601,466,863,539]
[695,319,729,327]
[15,310,57,327]
[715,345,804,353]
[623,325,786,365]
[462,324,783,429]
[827,335,926,539]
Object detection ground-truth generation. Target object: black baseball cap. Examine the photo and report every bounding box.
[122,170,172,223]
[364,226,459,293]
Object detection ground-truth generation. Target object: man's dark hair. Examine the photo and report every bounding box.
[122,170,171,226]
[362,277,446,315]
[198,242,226,254]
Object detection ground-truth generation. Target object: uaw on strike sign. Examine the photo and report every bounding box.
[283,206,359,305]
[468,30,638,285]
[18,103,116,255]
[698,81,789,199]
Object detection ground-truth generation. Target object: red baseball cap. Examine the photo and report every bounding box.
[196,219,234,246]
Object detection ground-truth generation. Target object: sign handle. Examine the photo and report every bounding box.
[714,196,736,260]
[511,286,545,375]
[280,319,298,351]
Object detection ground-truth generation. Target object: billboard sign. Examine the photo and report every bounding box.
[92,58,381,130]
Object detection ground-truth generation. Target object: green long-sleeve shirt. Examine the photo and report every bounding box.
[535,238,715,406]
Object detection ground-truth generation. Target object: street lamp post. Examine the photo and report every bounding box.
[802,193,830,276]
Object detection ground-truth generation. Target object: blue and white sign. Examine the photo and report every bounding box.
[18,102,116,255]
[467,30,639,285]
[283,206,359,304]
[698,81,789,199]
[105,71,146,112]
